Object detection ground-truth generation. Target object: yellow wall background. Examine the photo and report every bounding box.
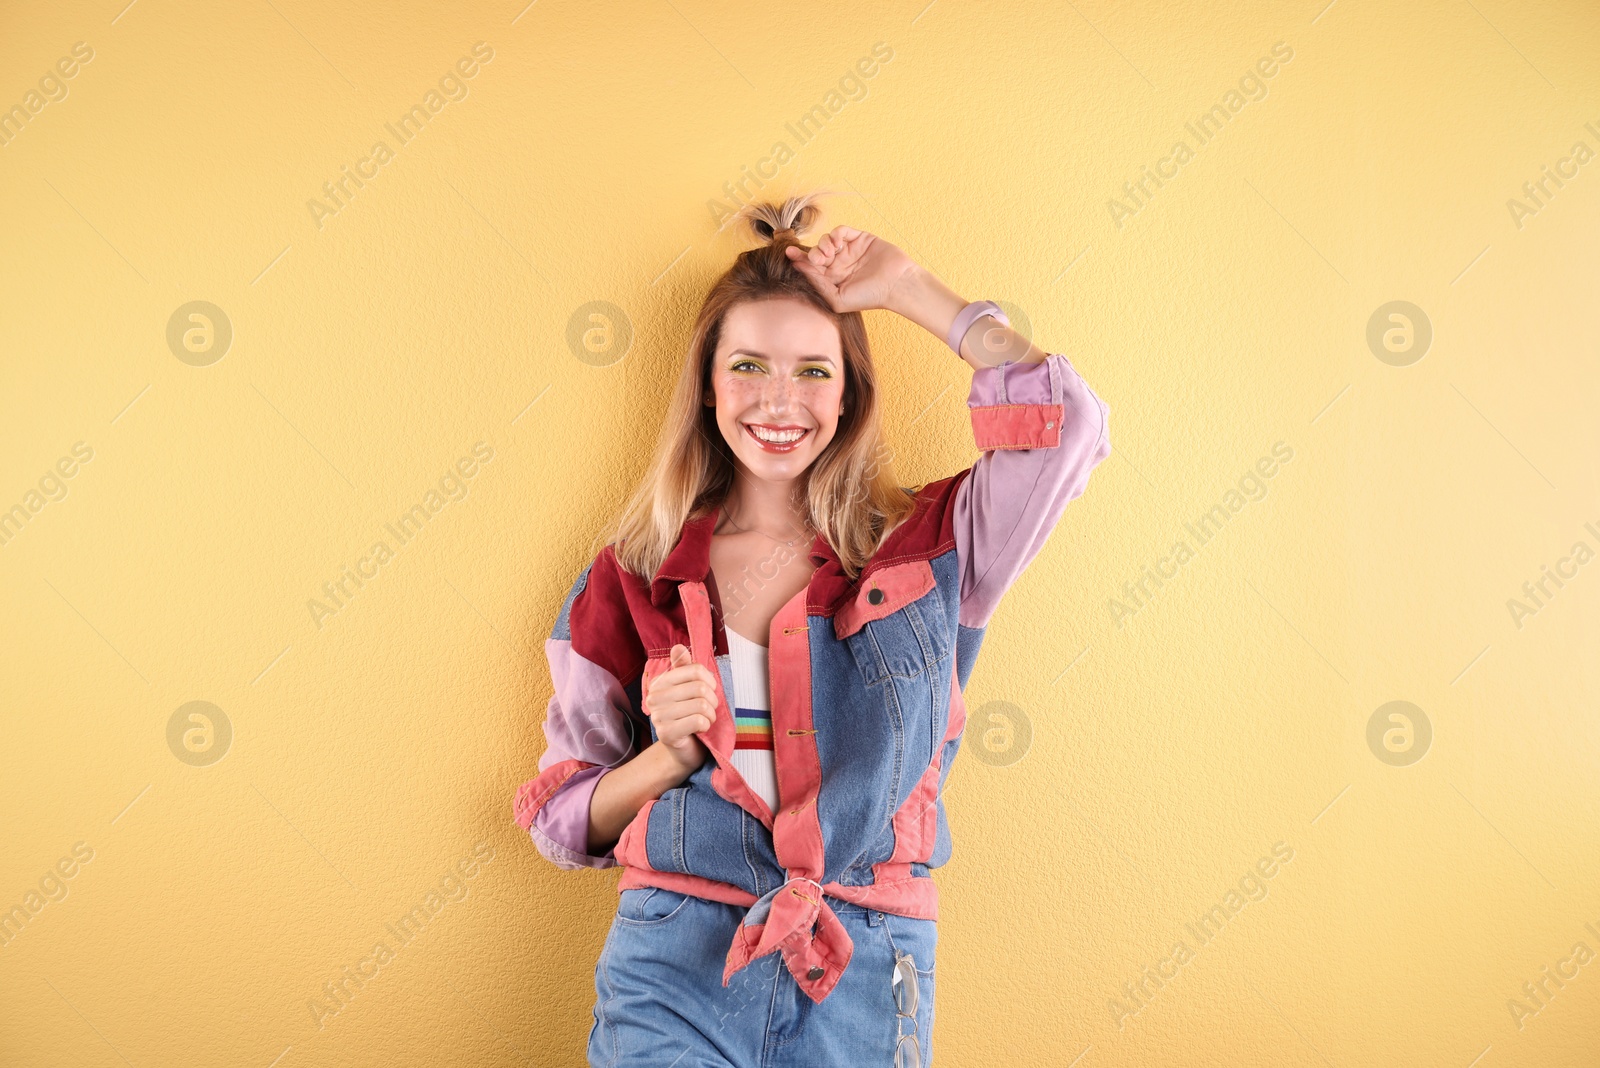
[3,1,1597,1064]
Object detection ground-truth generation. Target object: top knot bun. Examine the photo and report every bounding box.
[738,192,826,245]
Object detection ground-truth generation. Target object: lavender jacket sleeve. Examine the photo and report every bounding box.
[953,352,1111,629]
[513,549,647,871]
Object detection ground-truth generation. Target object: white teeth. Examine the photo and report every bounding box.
[750,426,805,444]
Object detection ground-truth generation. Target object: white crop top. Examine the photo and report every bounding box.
[724,627,779,814]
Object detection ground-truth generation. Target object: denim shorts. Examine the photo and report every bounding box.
[588,886,937,1067]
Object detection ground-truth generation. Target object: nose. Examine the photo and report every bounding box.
[762,373,798,416]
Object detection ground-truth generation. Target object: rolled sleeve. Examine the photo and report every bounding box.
[968,354,1067,450]
[953,353,1111,629]
[530,764,618,870]
[513,551,646,872]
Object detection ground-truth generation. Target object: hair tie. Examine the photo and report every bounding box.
[946,300,1009,356]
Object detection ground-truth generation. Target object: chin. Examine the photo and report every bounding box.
[743,452,814,477]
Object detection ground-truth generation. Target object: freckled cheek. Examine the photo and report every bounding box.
[798,380,844,423]
[711,376,759,412]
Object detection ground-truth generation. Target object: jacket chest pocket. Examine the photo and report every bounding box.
[846,598,951,685]
[834,560,951,686]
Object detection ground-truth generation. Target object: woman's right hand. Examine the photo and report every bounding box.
[645,644,716,775]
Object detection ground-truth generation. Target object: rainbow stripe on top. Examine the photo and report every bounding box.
[725,626,779,812]
[733,705,773,750]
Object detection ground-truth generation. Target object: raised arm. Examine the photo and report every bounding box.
[787,229,1111,628]
[952,350,1110,627]
[889,262,1109,626]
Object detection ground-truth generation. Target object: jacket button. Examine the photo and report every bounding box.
[807,965,825,980]
[867,587,884,605]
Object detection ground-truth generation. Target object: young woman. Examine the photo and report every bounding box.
[514,192,1111,1066]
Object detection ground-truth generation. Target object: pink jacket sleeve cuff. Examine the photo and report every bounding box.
[530,764,618,870]
[967,354,1067,450]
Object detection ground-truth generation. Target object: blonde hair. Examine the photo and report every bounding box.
[608,191,917,583]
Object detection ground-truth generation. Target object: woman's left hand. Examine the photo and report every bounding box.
[784,226,920,315]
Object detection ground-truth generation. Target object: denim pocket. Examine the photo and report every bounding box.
[846,596,950,685]
[881,912,938,977]
[615,886,693,927]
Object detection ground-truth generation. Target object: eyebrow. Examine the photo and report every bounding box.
[727,349,836,365]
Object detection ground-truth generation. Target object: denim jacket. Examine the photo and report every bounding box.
[515,351,1110,1002]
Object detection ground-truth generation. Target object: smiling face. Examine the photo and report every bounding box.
[707,297,846,483]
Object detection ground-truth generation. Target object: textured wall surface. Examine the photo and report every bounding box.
[2,1,1597,1065]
